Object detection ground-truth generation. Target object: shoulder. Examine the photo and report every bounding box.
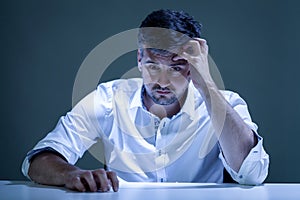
[98,78,142,90]
[220,90,247,105]
[190,84,247,107]
[219,91,255,120]
[96,78,143,99]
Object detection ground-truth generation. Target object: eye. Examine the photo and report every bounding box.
[170,66,182,72]
[146,64,160,71]
[150,65,159,70]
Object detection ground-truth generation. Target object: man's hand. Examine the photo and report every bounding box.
[64,168,119,192]
[181,38,214,90]
[28,152,119,192]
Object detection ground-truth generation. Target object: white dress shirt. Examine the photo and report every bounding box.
[22,78,269,184]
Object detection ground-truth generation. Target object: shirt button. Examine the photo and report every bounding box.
[239,175,243,179]
[158,150,162,156]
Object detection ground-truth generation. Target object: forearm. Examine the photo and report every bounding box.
[217,98,257,172]
[28,151,119,192]
[183,38,259,173]
[198,81,257,172]
[28,152,77,186]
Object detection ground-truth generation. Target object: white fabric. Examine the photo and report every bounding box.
[22,78,269,184]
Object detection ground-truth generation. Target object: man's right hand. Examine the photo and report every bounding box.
[28,151,119,192]
[64,168,119,192]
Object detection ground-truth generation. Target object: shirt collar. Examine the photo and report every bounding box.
[179,82,196,120]
[129,85,144,109]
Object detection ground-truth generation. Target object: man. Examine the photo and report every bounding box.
[22,9,269,192]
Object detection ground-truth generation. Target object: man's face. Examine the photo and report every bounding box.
[138,49,191,105]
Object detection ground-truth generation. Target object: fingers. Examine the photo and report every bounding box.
[193,38,209,55]
[184,40,201,56]
[107,171,119,192]
[79,171,98,192]
[182,38,208,57]
[92,169,110,192]
[69,176,87,192]
[65,169,118,193]
[180,38,209,67]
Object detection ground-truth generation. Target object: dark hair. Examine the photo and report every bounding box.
[138,9,202,56]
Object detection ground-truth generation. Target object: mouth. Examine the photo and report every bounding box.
[155,90,171,95]
[156,90,171,94]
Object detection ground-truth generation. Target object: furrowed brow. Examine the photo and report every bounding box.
[169,60,188,66]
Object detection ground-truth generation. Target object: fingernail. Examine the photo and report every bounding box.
[114,186,119,192]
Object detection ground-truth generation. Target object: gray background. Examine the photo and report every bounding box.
[1,0,299,182]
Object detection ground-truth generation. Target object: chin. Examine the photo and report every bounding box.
[154,97,178,105]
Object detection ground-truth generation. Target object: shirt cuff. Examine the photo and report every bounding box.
[219,134,269,185]
[21,147,64,180]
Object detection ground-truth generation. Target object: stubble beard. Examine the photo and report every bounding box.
[145,84,178,105]
[149,92,178,105]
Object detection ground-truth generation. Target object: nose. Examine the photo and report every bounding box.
[157,68,170,87]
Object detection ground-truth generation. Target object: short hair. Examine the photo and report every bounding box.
[138,9,202,56]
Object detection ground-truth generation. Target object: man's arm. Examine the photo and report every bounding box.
[28,151,119,192]
[198,84,257,172]
[182,39,257,172]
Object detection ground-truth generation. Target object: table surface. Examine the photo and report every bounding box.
[1,181,300,200]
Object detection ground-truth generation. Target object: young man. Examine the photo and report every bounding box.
[22,9,269,192]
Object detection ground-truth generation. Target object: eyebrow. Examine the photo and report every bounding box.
[144,60,157,64]
[170,61,188,66]
[144,60,188,66]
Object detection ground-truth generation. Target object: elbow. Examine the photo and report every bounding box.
[237,156,270,185]
[238,173,268,186]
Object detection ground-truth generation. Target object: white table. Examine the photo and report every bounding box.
[1,181,300,200]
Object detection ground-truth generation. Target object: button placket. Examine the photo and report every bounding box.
[154,118,170,182]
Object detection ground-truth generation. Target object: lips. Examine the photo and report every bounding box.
[156,90,171,95]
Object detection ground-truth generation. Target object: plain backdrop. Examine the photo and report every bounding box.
[1,0,300,182]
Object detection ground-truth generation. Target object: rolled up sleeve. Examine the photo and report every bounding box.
[219,134,269,185]
[22,90,101,179]
[219,91,270,185]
